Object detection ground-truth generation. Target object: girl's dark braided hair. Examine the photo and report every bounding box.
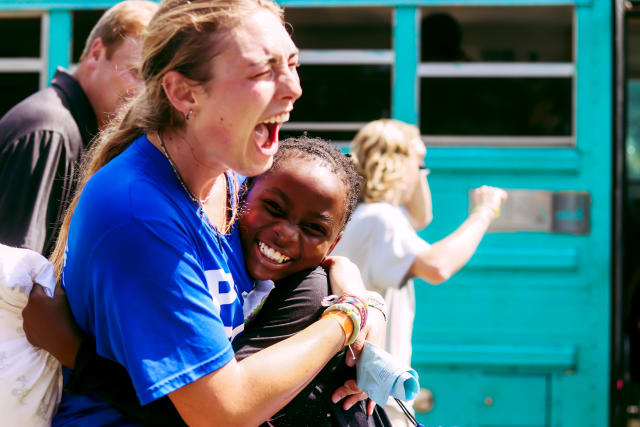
[244,136,362,230]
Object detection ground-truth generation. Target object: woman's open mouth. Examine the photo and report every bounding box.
[253,112,289,155]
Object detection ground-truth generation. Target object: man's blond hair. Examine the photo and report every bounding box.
[79,1,158,61]
[351,119,422,204]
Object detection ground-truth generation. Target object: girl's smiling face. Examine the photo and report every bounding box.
[239,157,347,281]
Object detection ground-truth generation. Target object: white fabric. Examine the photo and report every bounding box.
[333,203,429,426]
[242,279,275,322]
[334,203,429,298]
[0,244,62,426]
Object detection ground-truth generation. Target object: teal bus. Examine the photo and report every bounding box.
[0,0,635,425]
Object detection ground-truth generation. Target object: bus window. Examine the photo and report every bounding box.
[0,16,40,58]
[285,7,391,50]
[420,77,572,137]
[0,73,39,118]
[282,7,392,145]
[419,6,574,147]
[291,64,391,123]
[420,6,572,63]
[0,14,43,117]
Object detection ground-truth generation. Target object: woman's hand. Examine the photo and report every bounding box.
[472,185,507,220]
[22,284,82,368]
[405,168,433,230]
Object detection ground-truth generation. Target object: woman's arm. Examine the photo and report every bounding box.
[23,271,356,425]
[169,318,345,427]
[169,261,375,426]
[404,169,433,230]
[410,185,507,284]
[22,277,355,426]
[24,285,348,426]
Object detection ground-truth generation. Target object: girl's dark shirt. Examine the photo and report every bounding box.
[67,266,391,427]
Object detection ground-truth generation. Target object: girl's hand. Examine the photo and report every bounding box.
[331,379,377,416]
[22,284,82,368]
[322,256,366,296]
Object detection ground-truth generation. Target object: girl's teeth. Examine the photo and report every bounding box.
[258,241,290,263]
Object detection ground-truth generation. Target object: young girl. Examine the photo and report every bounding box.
[25,137,391,426]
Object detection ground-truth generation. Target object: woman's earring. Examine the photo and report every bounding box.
[185,109,193,121]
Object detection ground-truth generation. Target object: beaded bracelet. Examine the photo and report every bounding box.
[334,294,368,330]
[322,294,368,346]
[365,291,387,322]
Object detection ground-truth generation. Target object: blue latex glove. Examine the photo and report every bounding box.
[355,341,420,407]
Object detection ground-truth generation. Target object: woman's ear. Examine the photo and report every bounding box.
[162,70,196,117]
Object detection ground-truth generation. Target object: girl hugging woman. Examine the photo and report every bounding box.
[26,137,390,427]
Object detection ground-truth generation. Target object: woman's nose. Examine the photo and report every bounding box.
[279,65,302,102]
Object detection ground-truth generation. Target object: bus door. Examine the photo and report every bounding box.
[409,3,612,426]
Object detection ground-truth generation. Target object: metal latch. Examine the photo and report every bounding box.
[469,190,590,234]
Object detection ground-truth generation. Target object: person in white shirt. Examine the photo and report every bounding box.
[332,119,507,426]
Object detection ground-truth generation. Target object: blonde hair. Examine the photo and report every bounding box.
[79,1,158,61]
[51,0,284,279]
[351,119,422,203]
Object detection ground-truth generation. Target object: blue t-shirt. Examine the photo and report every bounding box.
[54,134,254,425]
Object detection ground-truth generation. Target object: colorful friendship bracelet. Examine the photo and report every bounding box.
[333,294,368,330]
[322,294,368,346]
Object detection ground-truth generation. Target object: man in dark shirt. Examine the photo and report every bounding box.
[0,1,157,256]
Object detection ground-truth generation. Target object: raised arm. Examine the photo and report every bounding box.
[404,169,433,230]
[410,185,507,284]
